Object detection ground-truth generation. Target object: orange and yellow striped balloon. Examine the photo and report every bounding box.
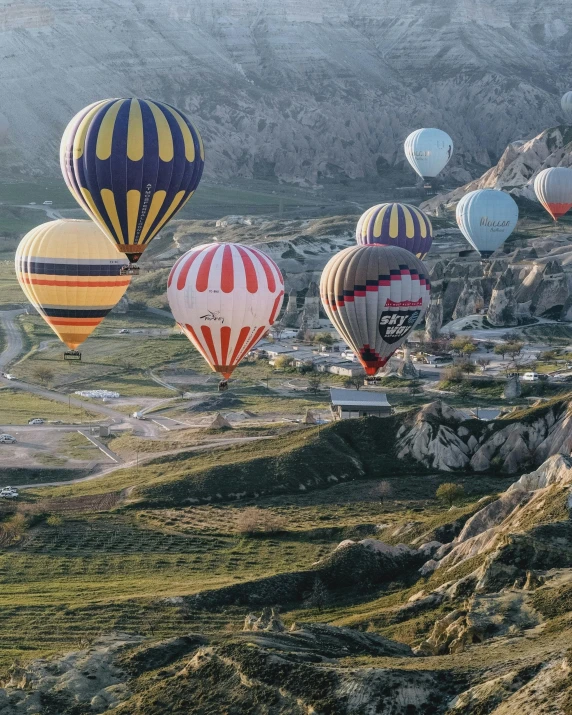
[15,220,131,350]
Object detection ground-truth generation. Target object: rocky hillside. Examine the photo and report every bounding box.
[2,452,571,713]
[2,0,572,184]
[396,398,572,474]
[423,125,572,211]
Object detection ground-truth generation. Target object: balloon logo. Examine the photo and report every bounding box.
[320,245,431,376]
[15,220,131,350]
[356,202,433,258]
[456,189,518,258]
[60,98,204,264]
[167,243,284,381]
[534,167,572,221]
[404,128,453,179]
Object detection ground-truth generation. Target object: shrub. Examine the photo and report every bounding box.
[235,508,286,536]
[436,483,465,507]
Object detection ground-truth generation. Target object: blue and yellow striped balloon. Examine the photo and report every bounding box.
[356,202,433,259]
[60,98,204,264]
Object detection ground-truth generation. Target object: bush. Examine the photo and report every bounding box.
[235,508,286,536]
[436,483,465,507]
[46,515,63,528]
[442,365,464,383]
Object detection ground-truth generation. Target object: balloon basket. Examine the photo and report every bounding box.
[64,350,82,362]
[120,265,140,276]
[218,380,228,392]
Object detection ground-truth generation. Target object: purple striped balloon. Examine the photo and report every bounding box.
[356,202,433,259]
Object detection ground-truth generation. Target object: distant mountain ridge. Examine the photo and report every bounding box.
[1,0,572,184]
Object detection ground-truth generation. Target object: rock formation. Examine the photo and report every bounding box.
[488,270,518,326]
[396,397,572,474]
[2,1,572,185]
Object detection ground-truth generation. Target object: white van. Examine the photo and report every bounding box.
[0,487,18,499]
[522,372,540,382]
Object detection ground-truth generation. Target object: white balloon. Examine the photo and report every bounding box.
[404,128,453,178]
[456,190,519,258]
[561,92,572,121]
[534,167,572,221]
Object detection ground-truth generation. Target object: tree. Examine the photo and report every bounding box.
[372,480,393,505]
[442,365,464,383]
[462,343,478,357]
[459,361,477,375]
[482,341,495,353]
[307,373,323,394]
[314,332,334,347]
[344,375,363,391]
[506,342,524,360]
[33,366,54,386]
[436,482,465,507]
[476,358,491,373]
[274,355,294,369]
[303,578,330,611]
[451,336,476,355]
[494,343,510,359]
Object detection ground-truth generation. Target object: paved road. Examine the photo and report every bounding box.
[0,309,159,437]
[15,435,273,490]
[78,429,122,463]
[0,309,26,370]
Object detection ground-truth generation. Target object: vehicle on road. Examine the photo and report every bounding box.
[42,200,53,205]
[522,372,540,382]
[0,434,16,444]
[132,412,147,420]
[119,329,130,334]
[2,373,14,380]
[0,487,18,499]
[28,418,45,425]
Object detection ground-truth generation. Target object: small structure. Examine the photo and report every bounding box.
[330,388,392,420]
[303,409,318,425]
[206,413,232,430]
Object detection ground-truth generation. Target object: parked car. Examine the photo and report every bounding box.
[522,372,540,382]
[28,418,44,425]
[0,487,19,499]
[0,434,16,444]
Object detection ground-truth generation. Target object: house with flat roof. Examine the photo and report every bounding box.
[330,388,392,420]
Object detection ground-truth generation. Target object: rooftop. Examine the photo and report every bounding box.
[330,388,390,408]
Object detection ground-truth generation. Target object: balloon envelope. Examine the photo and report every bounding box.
[15,220,131,350]
[456,189,518,258]
[561,92,572,121]
[356,202,433,258]
[404,128,453,178]
[320,245,430,376]
[533,167,572,221]
[167,243,284,379]
[60,98,204,264]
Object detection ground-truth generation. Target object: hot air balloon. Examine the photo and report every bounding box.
[320,245,430,376]
[533,167,572,221]
[167,243,284,390]
[456,189,518,259]
[356,202,433,258]
[404,128,453,179]
[60,98,204,267]
[15,220,131,359]
[561,92,572,122]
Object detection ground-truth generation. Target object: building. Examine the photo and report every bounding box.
[330,388,392,420]
[326,361,365,378]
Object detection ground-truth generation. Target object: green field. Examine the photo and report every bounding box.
[0,388,97,424]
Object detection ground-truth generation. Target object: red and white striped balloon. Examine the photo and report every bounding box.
[167,243,284,380]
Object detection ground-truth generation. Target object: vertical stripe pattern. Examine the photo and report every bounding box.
[15,220,131,350]
[356,202,433,258]
[320,245,430,375]
[167,243,284,380]
[60,98,204,264]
